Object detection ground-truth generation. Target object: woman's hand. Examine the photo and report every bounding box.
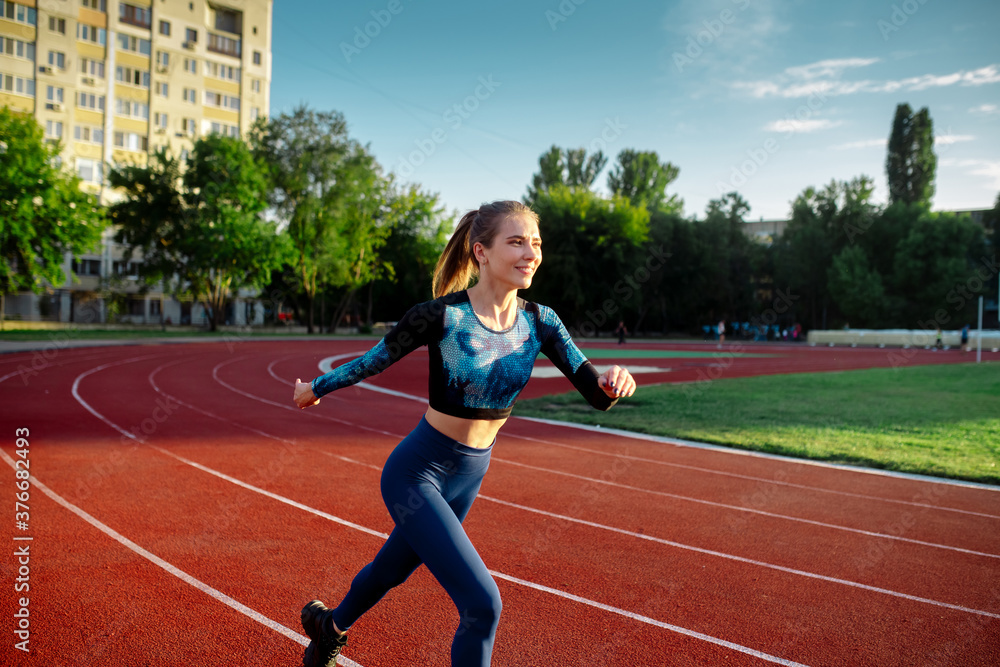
[294,378,321,409]
[598,365,635,398]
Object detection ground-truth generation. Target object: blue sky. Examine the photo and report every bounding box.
[270,0,1000,222]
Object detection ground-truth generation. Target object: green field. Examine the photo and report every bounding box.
[515,363,1000,485]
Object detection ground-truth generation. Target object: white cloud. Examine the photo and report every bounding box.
[970,103,999,115]
[832,138,886,150]
[934,135,975,146]
[764,119,842,133]
[735,62,1000,99]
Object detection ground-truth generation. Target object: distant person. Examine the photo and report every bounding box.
[717,319,725,344]
[292,200,635,667]
[935,327,943,350]
[961,324,970,352]
[615,320,628,345]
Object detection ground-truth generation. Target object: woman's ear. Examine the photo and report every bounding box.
[472,241,487,265]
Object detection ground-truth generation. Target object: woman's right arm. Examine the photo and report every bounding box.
[293,299,439,408]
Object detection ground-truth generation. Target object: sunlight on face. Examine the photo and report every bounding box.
[480,215,542,290]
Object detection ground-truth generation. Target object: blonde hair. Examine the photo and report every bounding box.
[432,200,539,298]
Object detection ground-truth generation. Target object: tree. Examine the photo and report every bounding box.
[109,135,289,331]
[249,106,368,332]
[607,149,682,213]
[369,184,450,322]
[828,245,887,327]
[0,107,106,327]
[525,145,607,204]
[886,103,937,206]
[524,185,648,330]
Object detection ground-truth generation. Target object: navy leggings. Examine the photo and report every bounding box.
[330,417,501,666]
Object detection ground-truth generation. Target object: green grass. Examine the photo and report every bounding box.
[515,363,1000,485]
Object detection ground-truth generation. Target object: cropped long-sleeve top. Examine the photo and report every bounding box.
[310,290,617,419]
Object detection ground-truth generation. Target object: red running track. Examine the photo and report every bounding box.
[1,340,998,666]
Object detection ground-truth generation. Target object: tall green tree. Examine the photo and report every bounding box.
[250,106,370,332]
[607,149,682,213]
[0,107,106,326]
[886,103,937,206]
[109,136,289,331]
[525,145,607,204]
[524,185,649,330]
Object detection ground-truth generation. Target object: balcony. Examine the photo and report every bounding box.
[207,32,241,58]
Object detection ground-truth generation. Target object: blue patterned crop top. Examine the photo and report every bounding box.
[310,290,617,419]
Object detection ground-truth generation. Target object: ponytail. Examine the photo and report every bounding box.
[432,200,539,298]
[432,210,477,298]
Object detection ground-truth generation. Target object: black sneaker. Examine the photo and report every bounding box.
[301,600,348,667]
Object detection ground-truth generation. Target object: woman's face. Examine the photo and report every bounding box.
[476,215,542,290]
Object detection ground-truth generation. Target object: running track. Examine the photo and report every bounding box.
[1,340,998,666]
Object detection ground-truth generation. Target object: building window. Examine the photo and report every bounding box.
[48,51,67,70]
[153,111,168,128]
[185,28,198,43]
[0,73,36,97]
[182,118,196,135]
[76,92,105,111]
[205,90,239,111]
[159,20,170,36]
[184,58,197,74]
[72,259,102,276]
[45,120,63,139]
[113,131,148,152]
[183,87,196,103]
[76,158,103,183]
[49,16,66,34]
[80,58,106,78]
[250,106,259,122]
[46,85,64,103]
[115,98,149,120]
[0,37,35,61]
[252,50,261,66]
[207,32,240,58]
[155,81,168,97]
[116,33,151,56]
[205,61,239,82]
[1,1,37,26]
[212,6,240,34]
[115,66,150,88]
[74,125,104,144]
[78,23,107,45]
[119,3,151,29]
[156,51,169,68]
[210,121,239,138]
[251,79,260,93]
[81,0,107,11]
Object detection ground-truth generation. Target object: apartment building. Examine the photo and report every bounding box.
[0,0,272,325]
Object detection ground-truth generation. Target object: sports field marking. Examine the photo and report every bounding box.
[145,359,1000,615]
[507,432,1000,520]
[0,446,365,667]
[68,357,810,666]
[492,457,1000,560]
[578,349,776,359]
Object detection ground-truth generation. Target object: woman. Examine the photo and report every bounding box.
[292,200,635,667]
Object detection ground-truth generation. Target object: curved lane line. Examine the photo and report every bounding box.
[0,447,364,667]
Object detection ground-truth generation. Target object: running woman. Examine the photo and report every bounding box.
[293,200,636,667]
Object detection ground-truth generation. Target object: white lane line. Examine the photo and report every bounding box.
[316,356,999,519]
[0,447,363,667]
[478,495,1000,620]
[73,356,808,665]
[507,432,1000,520]
[492,457,1000,560]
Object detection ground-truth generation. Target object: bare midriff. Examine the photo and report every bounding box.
[423,406,506,449]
